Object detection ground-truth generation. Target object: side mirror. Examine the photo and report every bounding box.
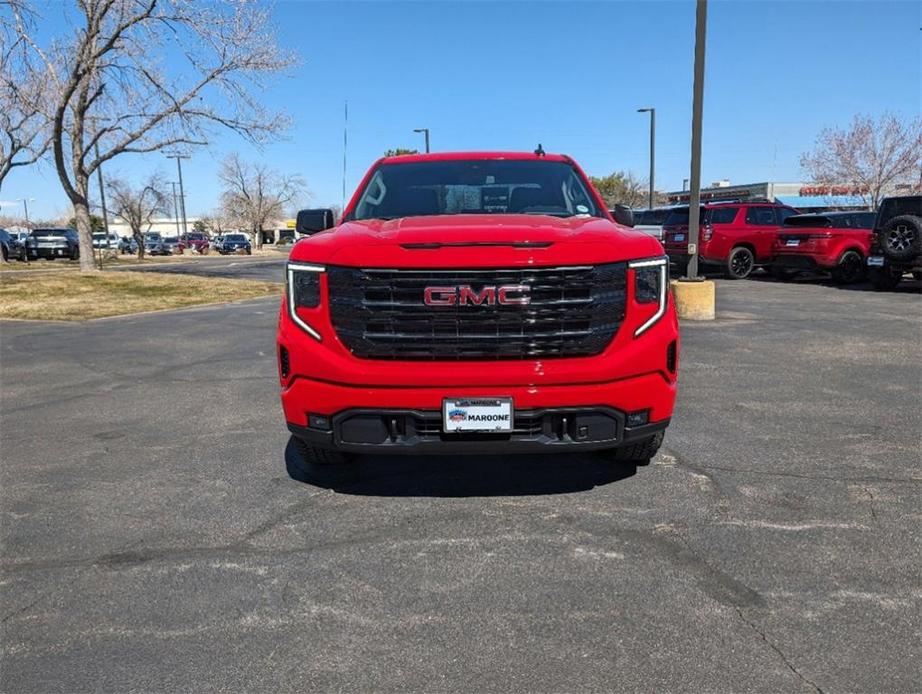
[611,205,634,228]
[296,209,336,235]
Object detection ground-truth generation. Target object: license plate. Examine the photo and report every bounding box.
[786,239,800,247]
[867,256,885,267]
[673,234,686,242]
[443,397,513,433]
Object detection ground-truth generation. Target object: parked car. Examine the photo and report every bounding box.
[629,207,675,240]
[211,235,225,252]
[0,228,14,261]
[143,232,171,256]
[25,227,81,260]
[119,236,139,254]
[662,201,800,279]
[772,212,875,283]
[218,233,252,255]
[866,195,922,290]
[7,230,29,260]
[161,236,184,254]
[180,232,210,254]
[92,232,122,250]
[280,150,678,468]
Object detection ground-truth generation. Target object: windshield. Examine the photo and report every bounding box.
[31,228,69,237]
[350,159,601,221]
[225,234,246,242]
[145,233,162,241]
[635,209,672,225]
[187,233,205,240]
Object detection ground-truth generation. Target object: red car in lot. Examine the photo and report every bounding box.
[277,151,679,468]
[663,201,800,279]
[772,211,876,283]
[179,232,210,254]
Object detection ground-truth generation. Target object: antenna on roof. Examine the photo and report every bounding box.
[534,143,545,157]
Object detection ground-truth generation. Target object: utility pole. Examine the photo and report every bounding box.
[21,198,31,224]
[686,0,708,280]
[413,128,430,153]
[637,109,655,209]
[683,178,689,191]
[170,182,181,237]
[94,142,110,268]
[165,153,190,236]
[342,100,348,211]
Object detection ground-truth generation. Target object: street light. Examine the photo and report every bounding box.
[686,0,708,280]
[19,197,35,224]
[413,128,430,153]
[170,182,181,237]
[637,108,655,210]
[164,152,190,236]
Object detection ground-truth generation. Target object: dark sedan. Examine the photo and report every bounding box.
[218,233,252,255]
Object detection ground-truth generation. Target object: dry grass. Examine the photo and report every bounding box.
[0,271,281,321]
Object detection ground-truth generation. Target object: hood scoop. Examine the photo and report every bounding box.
[401,240,554,250]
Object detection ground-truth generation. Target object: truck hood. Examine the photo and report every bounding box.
[289,214,662,268]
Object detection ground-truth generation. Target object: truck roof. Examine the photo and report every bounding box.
[377,151,572,165]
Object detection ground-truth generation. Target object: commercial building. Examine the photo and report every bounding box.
[665,182,870,212]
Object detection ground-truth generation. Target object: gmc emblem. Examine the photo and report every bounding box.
[424,285,531,306]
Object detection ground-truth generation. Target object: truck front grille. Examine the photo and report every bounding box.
[327,264,626,360]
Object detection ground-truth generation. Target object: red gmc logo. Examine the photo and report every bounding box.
[424,285,531,306]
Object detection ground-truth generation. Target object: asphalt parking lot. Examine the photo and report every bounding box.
[1,269,920,692]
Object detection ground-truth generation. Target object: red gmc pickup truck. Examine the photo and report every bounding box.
[277,152,679,468]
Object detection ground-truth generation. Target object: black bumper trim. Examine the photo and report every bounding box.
[287,407,670,456]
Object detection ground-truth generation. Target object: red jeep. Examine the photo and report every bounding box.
[277,152,679,467]
[663,201,799,279]
[772,211,876,283]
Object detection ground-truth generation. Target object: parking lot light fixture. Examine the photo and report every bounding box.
[413,128,430,153]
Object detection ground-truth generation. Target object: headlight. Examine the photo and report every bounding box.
[287,263,324,341]
[629,256,667,337]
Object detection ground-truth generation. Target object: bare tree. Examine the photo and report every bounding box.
[590,171,648,209]
[11,0,296,271]
[0,0,51,189]
[219,153,305,248]
[106,175,168,259]
[801,114,922,209]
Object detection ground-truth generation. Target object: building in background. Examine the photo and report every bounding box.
[666,182,870,212]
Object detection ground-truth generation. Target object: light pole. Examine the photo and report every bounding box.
[413,128,430,153]
[20,197,34,224]
[165,152,190,236]
[170,182,181,237]
[637,108,655,210]
[683,178,689,191]
[686,0,708,280]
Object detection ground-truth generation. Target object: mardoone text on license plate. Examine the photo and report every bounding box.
[443,398,513,433]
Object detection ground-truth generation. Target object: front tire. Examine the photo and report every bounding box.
[602,431,664,463]
[725,246,755,279]
[831,250,865,284]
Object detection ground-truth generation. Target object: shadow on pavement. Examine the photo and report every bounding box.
[284,437,638,497]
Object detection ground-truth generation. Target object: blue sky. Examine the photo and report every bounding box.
[4,0,920,221]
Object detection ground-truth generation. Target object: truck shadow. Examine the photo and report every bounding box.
[284,437,639,497]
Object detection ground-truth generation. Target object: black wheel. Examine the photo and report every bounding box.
[868,267,902,291]
[880,215,922,261]
[70,245,79,260]
[726,246,755,279]
[1,244,8,262]
[831,250,865,284]
[246,248,252,255]
[293,437,352,466]
[913,271,922,282]
[602,431,664,463]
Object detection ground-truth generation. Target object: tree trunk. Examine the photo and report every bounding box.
[133,230,146,260]
[72,190,99,272]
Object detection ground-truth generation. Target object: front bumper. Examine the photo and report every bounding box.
[282,371,675,454]
[288,405,669,455]
[27,247,71,258]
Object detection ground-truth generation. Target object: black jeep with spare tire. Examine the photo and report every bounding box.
[866,195,922,290]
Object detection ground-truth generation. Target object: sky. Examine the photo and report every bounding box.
[3,0,920,221]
